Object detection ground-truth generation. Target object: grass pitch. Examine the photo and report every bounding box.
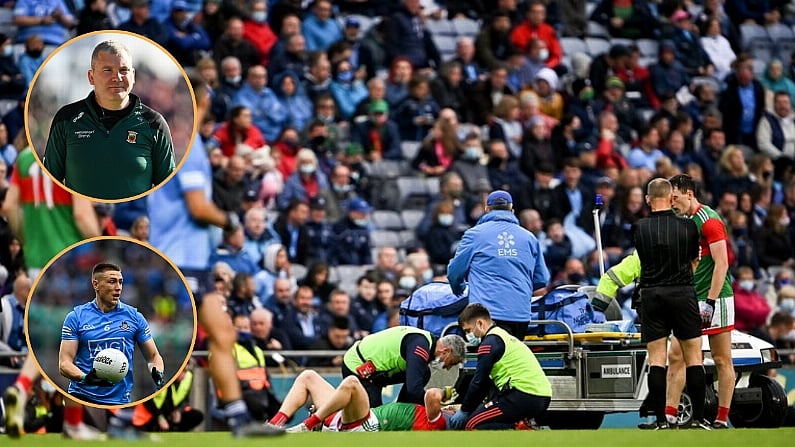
[3,428,795,447]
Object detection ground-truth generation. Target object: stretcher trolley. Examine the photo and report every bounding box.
[455,320,787,429]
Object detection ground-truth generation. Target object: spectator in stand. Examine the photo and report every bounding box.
[330,197,373,266]
[664,9,713,77]
[550,157,596,231]
[210,223,260,276]
[194,0,226,43]
[303,196,333,263]
[119,0,168,43]
[588,44,630,99]
[214,106,267,158]
[431,61,468,122]
[353,77,386,121]
[227,273,261,318]
[593,76,643,145]
[307,316,353,367]
[453,37,483,91]
[425,199,464,266]
[489,95,523,160]
[695,0,741,54]
[755,204,795,270]
[351,99,401,162]
[298,261,336,305]
[592,109,629,172]
[764,312,795,364]
[12,0,75,46]
[510,1,562,71]
[451,133,490,195]
[273,199,310,266]
[724,0,778,27]
[590,0,659,39]
[699,17,736,83]
[302,51,332,103]
[319,165,355,223]
[242,207,281,267]
[267,33,309,82]
[162,0,212,68]
[412,108,460,176]
[486,138,528,197]
[302,0,341,52]
[475,10,514,71]
[393,75,440,142]
[264,277,295,328]
[285,285,323,351]
[233,65,288,143]
[762,60,795,107]
[720,55,765,151]
[351,275,383,335]
[272,71,313,133]
[387,0,441,70]
[712,145,755,201]
[521,116,557,178]
[663,130,694,173]
[17,35,45,88]
[385,57,413,108]
[278,148,330,210]
[318,289,359,338]
[732,266,772,333]
[250,308,292,354]
[648,41,690,106]
[219,56,244,105]
[242,0,277,66]
[76,0,112,35]
[366,247,402,284]
[255,244,295,305]
[628,126,664,176]
[0,36,24,101]
[469,65,514,126]
[541,218,571,278]
[329,59,368,121]
[214,17,260,79]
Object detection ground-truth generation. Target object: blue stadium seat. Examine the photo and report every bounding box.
[372,210,405,231]
[584,37,610,55]
[426,19,455,36]
[561,37,587,56]
[636,39,659,57]
[451,18,480,38]
[587,21,609,38]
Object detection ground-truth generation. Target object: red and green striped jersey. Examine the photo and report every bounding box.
[11,147,83,269]
[691,204,734,300]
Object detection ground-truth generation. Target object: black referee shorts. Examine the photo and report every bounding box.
[639,285,702,343]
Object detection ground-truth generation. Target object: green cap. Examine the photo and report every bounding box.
[369,99,389,114]
[606,76,624,90]
[345,143,364,156]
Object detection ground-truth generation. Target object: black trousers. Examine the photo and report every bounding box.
[466,389,551,430]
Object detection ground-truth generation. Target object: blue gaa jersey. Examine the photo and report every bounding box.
[61,299,152,404]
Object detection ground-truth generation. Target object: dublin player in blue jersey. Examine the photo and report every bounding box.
[59,263,165,405]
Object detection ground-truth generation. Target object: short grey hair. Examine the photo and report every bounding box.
[91,40,132,69]
[439,334,466,361]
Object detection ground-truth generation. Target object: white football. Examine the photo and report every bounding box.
[93,348,129,383]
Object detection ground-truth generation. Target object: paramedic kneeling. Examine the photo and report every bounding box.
[341,326,466,407]
[633,178,709,430]
[449,304,552,430]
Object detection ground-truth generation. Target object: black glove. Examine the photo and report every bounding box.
[223,211,240,233]
[151,367,165,389]
[81,369,114,387]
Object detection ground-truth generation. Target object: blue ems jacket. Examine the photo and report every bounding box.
[447,210,550,322]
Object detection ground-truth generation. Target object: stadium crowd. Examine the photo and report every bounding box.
[0,0,794,370]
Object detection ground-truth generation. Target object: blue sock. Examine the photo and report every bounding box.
[224,400,251,428]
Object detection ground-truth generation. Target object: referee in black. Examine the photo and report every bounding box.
[633,178,710,430]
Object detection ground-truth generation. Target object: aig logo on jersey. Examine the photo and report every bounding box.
[126,130,138,144]
[497,231,517,256]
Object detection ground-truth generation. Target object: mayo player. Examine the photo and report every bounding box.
[59,262,165,405]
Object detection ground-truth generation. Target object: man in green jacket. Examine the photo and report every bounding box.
[43,40,175,200]
[341,326,465,407]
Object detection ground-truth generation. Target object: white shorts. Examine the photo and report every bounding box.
[322,410,380,432]
[703,296,735,335]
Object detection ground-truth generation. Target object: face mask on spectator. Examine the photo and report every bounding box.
[2,46,12,57]
[464,146,481,160]
[569,273,584,284]
[538,49,549,61]
[225,75,241,84]
[353,218,369,227]
[739,280,755,291]
[237,330,253,342]
[778,279,793,289]
[337,70,354,83]
[398,276,417,290]
[466,332,480,346]
[781,217,791,227]
[252,11,267,23]
[299,164,316,175]
[438,213,454,227]
[422,269,433,283]
[781,298,795,313]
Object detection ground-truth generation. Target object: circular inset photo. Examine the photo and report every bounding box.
[26,236,197,409]
[25,30,196,202]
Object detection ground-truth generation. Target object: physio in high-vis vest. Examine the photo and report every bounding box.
[341,326,466,407]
